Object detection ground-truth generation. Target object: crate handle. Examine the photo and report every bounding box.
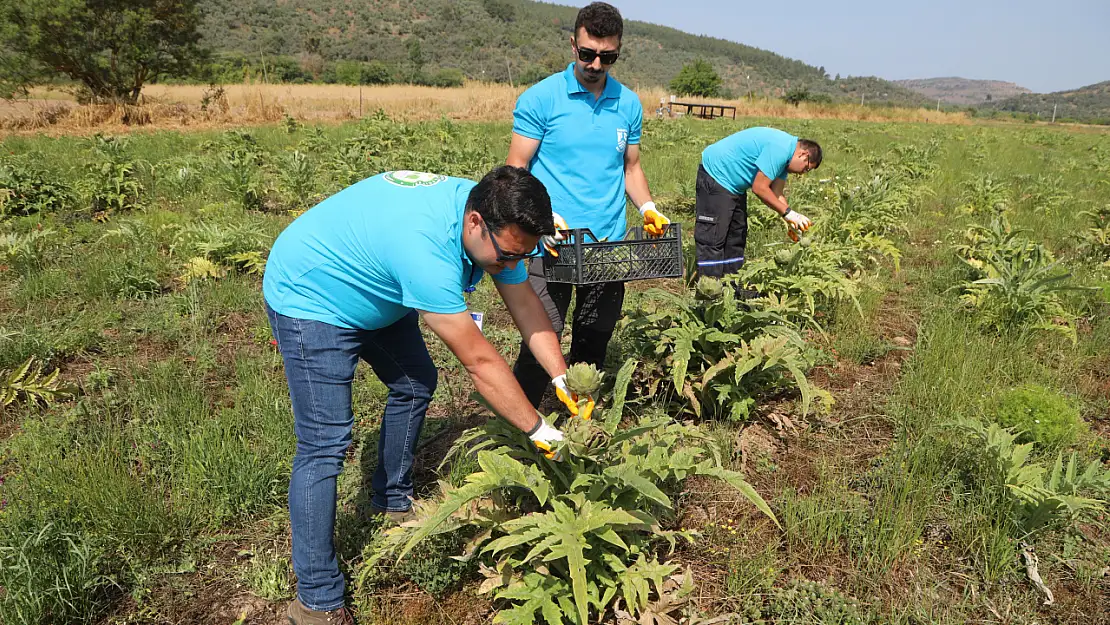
[624,223,678,240]
[558,228,600,244]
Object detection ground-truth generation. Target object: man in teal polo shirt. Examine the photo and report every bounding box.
[264,167,586,625]
[507,2,669,406]
[696,127,822,278]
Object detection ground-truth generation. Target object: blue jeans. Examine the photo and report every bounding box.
[266,303,437,611]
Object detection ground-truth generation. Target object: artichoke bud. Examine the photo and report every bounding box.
[565,362,603,396]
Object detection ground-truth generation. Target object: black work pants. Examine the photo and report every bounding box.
[511,255,625,407]
[693,163,748,278]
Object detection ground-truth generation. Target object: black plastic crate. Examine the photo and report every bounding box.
[542,224,683,285]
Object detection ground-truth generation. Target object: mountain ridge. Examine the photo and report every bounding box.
[894,77,1032,106]
[196,0,931,107]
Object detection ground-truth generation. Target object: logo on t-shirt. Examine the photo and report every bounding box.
[383,170,447,188]
[615,129,628,152]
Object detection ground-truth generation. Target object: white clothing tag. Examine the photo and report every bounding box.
[470,311,485,332]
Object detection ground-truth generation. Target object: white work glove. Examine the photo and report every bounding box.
[639,201,671,237]
[782,208,812,241]
[542,212,569,256]
[526,414,564,461]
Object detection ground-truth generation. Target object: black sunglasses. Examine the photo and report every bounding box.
[483,221,541,262]
[575,43,620,65]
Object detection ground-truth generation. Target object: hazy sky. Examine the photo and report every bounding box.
[605,0,1108,93]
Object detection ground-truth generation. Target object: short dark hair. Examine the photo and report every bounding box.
[575,2,623,41]
[466,166,554,237]
[798,139,822,169]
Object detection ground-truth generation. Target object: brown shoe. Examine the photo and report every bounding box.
[369,504,416,525]
[287,598,355,625]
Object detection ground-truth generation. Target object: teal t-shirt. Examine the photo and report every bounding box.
[701,127,798,194]
[512,63,643,243]
[262,171,528,330]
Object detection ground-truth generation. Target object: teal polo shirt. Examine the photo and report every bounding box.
[262,171,528,330]
[513,63,643,243]
[701,127,798,195]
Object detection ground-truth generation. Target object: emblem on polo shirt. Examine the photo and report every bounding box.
[616,129,628,152]
[384,170,447,187]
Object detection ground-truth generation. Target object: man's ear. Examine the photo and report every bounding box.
[464,211,484,236]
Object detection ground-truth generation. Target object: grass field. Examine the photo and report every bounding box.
[0,82,972,134]
[1,113,1108,625]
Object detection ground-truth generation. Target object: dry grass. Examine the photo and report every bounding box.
[2,81,974,136]
[636,86,973,125]
[0,82,524,135]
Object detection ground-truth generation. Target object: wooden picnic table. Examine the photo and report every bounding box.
[671,101,736,119]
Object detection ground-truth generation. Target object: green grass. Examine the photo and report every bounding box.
[1,115,1108,624]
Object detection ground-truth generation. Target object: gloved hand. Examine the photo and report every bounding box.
[552,374,596,420]
[782,208,811,241]
[542,212,569,256]
[639,201,670,238]
[527,414,564,460]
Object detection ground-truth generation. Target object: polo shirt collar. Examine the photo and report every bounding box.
[563,63,619,100]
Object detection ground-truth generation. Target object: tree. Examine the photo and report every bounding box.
[0,0,206,104]
[363,61,393,85]
[0,41,42,98]
[482,0,515,21]
[334,60,363,86]
[298,52,326,81]
[670,59,722,98]
[783,87,831,106]
[406,38,425,76]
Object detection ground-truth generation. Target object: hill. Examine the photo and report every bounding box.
[196,0,930,107]
[895,77,1031,106]
[985,81,1110,124]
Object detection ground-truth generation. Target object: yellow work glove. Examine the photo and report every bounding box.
[639,201,670,238]
[526,414,564,461]
[542,212,569,257]
[552,374,595,421]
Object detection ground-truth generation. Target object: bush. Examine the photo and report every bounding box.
[990,384,1085,449]
[362,60,393,85]
[333,60,364,86]
[334,60,395,86]
[415,68,465,88]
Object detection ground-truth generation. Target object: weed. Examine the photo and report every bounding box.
[951,416,1109,536]
[241,549,294,601]
[0,522,116,624]
[989,384,1085,449]
[0,156,71,217]
[743,579,872,625]
[1,356,72,407]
